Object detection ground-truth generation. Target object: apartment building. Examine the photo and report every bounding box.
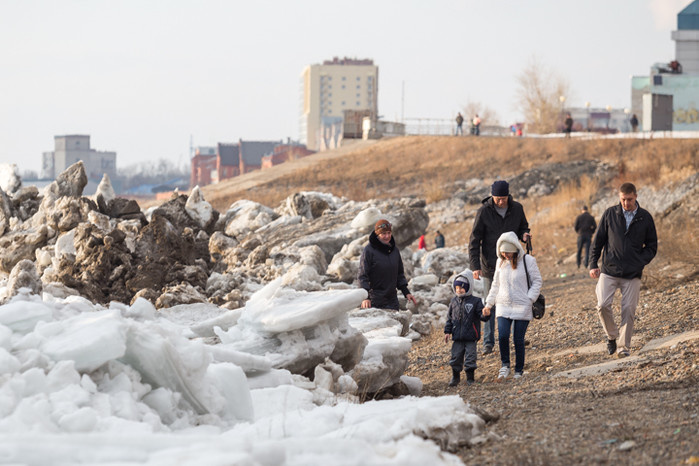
[300,57,378,151]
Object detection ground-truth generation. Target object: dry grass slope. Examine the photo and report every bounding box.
[203,135,698,266]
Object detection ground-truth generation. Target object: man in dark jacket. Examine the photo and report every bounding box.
[589,183,657,358]
[469,180,531,354]
[358,219,417,310]
[574,205,597,268]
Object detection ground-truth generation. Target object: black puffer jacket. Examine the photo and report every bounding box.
[590,203,657,279]
[357,231,411,310]
[469,195,530,279]
[444,273,487,341]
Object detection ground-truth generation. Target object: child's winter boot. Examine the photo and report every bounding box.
[465,369,475,385]
[448,368,460,387]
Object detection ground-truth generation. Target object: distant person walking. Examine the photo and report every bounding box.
[471,114,481,136]
[418,234,427,250]
[434,230,445,249]
[469,180,531,355]
[482,231,542,380]
[455,113,464,136]
[589,183,657,358]
[564,113,573,138]
[630,114,639,132]
[574,206,597,269]
[358,219,418,310]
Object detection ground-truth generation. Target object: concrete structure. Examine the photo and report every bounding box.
[300,57,378,151]
[674,0,699,74]
[565,107,634,133]
[42,135,116,181]
[631,0,699,131]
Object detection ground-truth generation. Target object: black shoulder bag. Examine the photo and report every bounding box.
[523,239,545,319]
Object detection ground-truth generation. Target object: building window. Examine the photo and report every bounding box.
[342,85,345,89]
[342,76,346,81]
[356,101,360,106]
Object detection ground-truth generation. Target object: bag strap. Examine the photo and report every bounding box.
[523,252,532,290]
[523,236,533,290]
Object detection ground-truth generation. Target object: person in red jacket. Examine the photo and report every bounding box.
[418,234,426,250]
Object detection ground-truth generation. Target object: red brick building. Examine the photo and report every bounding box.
[261,144,315,169]
[190,147,217,187]
[238,140,280,174]
[216,143,240,182]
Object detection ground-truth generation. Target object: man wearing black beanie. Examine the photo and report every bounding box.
[469,180,531,355]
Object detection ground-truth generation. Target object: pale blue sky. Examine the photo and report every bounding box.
[0,0,690,174]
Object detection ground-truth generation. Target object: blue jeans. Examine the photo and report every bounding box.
[481,277,495,349]
[498,317,529,373]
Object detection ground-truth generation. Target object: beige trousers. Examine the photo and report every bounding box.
[596,273,641,352]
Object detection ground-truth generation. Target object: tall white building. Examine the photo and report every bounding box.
[300,57,378,151]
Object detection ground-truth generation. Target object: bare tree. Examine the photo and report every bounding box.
[515,56,572,134]
[461,101,500,127]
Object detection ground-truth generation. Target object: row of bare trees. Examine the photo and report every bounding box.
[460,56,571,134]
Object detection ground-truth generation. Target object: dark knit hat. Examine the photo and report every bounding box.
[374,219,392,234]
[454,279,469,292]
[491,180,509,197]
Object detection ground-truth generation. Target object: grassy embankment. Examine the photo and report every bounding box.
[206,136,698,268]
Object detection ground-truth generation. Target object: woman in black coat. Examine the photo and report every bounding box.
[358,219,417,310]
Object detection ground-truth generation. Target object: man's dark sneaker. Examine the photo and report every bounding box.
[606,339,617,355]
[482,346,494,355]
[617,349,630,358]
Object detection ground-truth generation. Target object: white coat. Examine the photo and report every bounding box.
[485,231,543,321]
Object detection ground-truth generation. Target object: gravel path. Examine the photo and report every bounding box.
[405,255,699,465]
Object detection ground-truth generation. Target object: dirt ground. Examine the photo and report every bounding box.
[405,254,699,465]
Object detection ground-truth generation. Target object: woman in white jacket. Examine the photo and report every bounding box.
[483,231,542,380]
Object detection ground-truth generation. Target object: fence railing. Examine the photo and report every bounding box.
[403,118,509,136]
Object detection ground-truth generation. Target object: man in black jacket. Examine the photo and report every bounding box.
[589,183,657,358]
[574,205,597,268]
[358,219,417,310]
[469,180,531,354]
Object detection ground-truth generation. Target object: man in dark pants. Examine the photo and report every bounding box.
[574,205,596,269]
[469,180,531,355]
[589,183,657,358]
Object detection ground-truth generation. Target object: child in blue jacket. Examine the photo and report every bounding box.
[444,272,488,386]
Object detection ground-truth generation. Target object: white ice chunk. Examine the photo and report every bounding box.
[41,310,127,372]
[0,300,54,334]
